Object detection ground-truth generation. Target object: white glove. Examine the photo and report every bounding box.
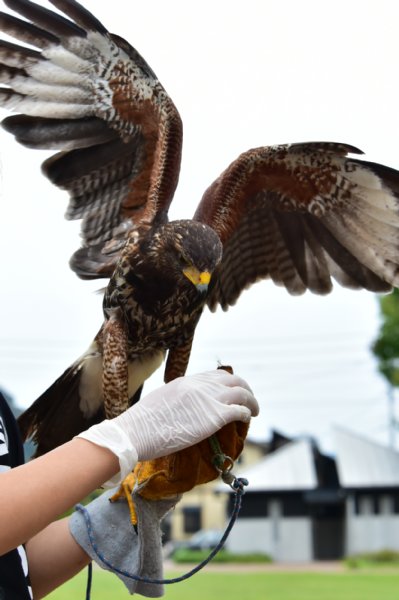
[77,370,258,487]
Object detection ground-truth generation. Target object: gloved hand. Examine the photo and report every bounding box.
[77,370,258,487]
[69,487,179,597]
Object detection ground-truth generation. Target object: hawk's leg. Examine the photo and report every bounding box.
[164,338,194,383]
[102,310,129,419]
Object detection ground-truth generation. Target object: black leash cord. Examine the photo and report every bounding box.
[80,476,248,597]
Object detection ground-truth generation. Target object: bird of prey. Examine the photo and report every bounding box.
[1,0,399,455]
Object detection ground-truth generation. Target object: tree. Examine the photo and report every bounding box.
[373,289,399,386]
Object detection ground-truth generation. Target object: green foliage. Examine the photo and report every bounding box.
[345,549,399,568]
[59,489,104,519]
[172,548,272,563]
[372,289,399,386]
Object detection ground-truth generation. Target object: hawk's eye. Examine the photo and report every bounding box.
[178,255,191,269]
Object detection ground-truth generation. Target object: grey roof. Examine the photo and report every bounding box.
[230,439,318,491]
[334,427,399,488]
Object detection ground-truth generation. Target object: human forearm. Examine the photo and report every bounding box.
[0,370,258,558]
[26,518,90,599]
[0,438,119,555]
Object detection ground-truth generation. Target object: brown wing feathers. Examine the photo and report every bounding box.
[198,144,399,310]
[2,114,118,149]
[0,10,58,48]
[0,0,183,280]
[2,0,87,37]
[3,1,399,458]
[47,0,108,33]
[1,4,399,319]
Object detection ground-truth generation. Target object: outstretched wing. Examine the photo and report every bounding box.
[194,142,399,311]
[0,0,182,278]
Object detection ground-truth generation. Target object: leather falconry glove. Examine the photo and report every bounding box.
[77,370,259,488]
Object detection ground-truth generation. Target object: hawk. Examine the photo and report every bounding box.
[1,0,399,455]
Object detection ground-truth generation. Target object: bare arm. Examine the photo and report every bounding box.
[26,518,90,599]
[0,370,257,557]
[0,371,258,597]
[0,438,119,556]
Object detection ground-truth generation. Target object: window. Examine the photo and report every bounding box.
[356,494,379,515]
[380,495,394,515]
[182,506,201,534]
[231,493,268,517]
[282,494,307,517]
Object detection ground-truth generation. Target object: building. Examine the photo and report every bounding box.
[335,428,399,556]
[165,433,286,541]
[223,428,399,561]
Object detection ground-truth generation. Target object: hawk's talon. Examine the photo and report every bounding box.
[110,472,138,526]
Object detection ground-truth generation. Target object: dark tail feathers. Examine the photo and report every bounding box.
[18,363,105,457]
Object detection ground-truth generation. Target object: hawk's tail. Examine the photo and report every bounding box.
[18,352,105,457]
[18,343,161,457]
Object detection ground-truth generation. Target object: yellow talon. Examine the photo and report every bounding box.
[110,472,138,525]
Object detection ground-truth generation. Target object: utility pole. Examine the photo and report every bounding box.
[388,383,396,449]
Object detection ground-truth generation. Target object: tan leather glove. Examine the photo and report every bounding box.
[111,419,249,524]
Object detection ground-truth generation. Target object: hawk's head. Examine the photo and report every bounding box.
[144,219,223,294]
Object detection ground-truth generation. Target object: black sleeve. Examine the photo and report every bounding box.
[0,392,25,468]
[0,393,32,600]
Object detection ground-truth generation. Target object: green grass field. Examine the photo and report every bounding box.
[47,567,399,600]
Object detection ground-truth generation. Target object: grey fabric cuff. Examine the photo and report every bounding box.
[69,488,180,597]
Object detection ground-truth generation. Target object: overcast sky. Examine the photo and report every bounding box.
[1,0,399,454]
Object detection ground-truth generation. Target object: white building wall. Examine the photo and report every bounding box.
[346,516,399,554]
[226,516,313,561]
[346,494,399,555]
[227,518,274,555]
[277,518,313,561]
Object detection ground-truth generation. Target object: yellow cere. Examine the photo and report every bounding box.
[199,271,211,285]
[183,266,211,286]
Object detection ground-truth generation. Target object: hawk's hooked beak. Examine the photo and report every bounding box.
[183,266,211,292]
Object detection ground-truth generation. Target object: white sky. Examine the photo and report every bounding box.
[1,0,399,454]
